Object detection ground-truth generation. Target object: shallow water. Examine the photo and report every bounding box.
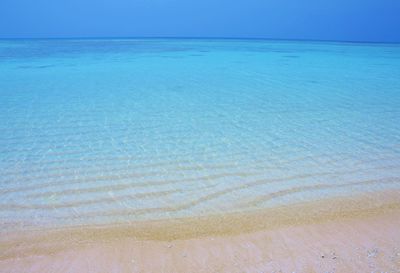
[0,39,400,231]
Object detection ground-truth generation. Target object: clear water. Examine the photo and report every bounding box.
[1,39,400,231]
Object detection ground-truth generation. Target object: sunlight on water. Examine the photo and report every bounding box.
[0,39,400,231]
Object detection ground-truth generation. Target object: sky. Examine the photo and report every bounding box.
[1,0,400,42]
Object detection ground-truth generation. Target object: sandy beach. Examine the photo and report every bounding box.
[1,190,400,273]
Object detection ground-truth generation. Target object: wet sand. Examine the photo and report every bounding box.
[1,190,400,273]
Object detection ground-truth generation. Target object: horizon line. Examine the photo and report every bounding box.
[0,36,400,45]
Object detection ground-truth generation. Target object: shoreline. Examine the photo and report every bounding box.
[1,211,399,273]
[0,190,400,272]
[1,190,400,272]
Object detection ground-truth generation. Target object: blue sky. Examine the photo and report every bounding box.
[1,0,399,42]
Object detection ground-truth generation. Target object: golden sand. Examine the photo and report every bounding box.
[1,190,400,272]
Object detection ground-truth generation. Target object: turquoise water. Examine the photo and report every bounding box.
[1,39,400,231]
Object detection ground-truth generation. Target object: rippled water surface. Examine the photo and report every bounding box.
[1,39,400,231]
